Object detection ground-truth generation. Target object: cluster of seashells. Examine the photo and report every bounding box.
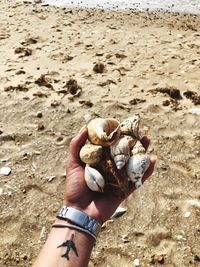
[79,115,151,198]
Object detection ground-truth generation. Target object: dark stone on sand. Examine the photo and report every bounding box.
[115,53,127,59]
[21,37,38,45]
[79,100,93,107]
[57,136,64,142]
[37,123,45,131]
[93,63,105,73]
[23,255,28,261]
[97,79,116,87]
[14,47,32,56]
[65,79,82,96]
[149,255,165,265]
[194,255,200,262]
[129,98,146,105]
[183,90,200,105]
[170,99,182,111]
[62,55,74,62]
[4,84,28,92]
[37,112,43,118]
[57,89,68,95]
[33,91,47,98]
[150,86,182,100]
[35,74,53,89]
[95,52,104,56]
[0,134,15,142]
[162,99,170,106]
[51,100,61,107]
[16,70,26,75]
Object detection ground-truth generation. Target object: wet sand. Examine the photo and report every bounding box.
[0,1,200,266]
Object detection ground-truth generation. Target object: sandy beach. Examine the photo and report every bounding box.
[0,1,200,266]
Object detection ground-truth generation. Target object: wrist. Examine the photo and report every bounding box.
[52,219,96,244]
[83,207,104,225]
[56,206,102,240]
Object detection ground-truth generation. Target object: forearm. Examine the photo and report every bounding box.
[33,219,95,267]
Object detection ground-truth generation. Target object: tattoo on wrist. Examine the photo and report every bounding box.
[57,234,78,260]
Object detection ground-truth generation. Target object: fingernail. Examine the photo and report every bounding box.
[151,155,157,161]
[147,134,151,140]
[79,125,87,133]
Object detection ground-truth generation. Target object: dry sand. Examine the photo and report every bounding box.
[0,1,200,266]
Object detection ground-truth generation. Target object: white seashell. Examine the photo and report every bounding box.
[131,140,145,155]
[111,206,127,218]
[80,143,103,165]
[87,118,120,146]
[120,115,140,139]
[112,154,130,170]
[126,154,150,188]
[110,136,136,169]
[84,165,105,192]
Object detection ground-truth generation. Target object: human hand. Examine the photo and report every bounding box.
[64,128,156,224]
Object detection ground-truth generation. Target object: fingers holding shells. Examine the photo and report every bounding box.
[140,135,151,151]
[78,116,155,195]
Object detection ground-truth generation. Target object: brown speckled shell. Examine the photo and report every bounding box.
[80,143,103,165]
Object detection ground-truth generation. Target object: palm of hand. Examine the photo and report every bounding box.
[64,128,156,224]
[65,163,121,224]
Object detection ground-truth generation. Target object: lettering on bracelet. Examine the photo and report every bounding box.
[57,234,78,260]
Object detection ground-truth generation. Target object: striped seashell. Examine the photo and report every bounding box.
[120,115,140,139]
[110,135,136,169]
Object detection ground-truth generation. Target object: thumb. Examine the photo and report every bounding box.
[68,128,88,167]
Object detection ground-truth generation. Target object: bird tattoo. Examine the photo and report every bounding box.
[57,234,78,260]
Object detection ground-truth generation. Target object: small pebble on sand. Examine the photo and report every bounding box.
[0,167,11,176]
[133,258,140,266]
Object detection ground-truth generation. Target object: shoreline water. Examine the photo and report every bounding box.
[43,0,200,15]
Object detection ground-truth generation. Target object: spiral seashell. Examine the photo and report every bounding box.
[87,118,120,146]
[126,154,150,188]
[131,140,145,155]
[120,115,140,139]
[110,135,137,170]
[112,154,129,170]
[80,144,103,165]
[84,165,105,192]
